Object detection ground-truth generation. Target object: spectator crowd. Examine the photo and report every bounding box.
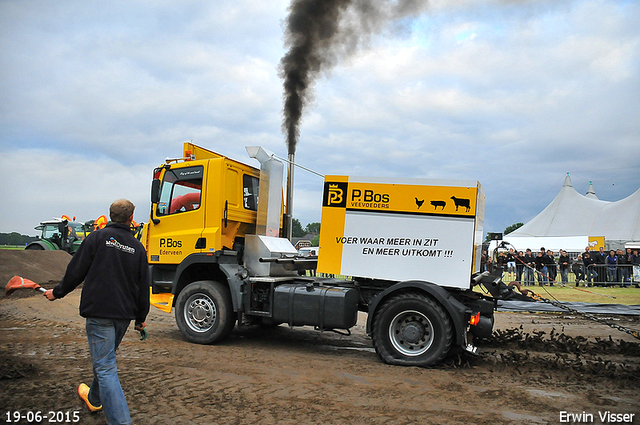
[481,246,640,288]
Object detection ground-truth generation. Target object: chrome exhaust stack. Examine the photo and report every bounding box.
[286,152,295,241]
[245,146,298,277]
[246,146,285,237]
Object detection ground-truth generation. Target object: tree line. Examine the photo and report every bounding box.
[484,222,524,243]
[292,219,321,246]
[0,232,38,246]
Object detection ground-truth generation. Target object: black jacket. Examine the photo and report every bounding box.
[544,254,556,267]
[534,254,547,270]
[583,256,596,268]
[53,222,150,324]
[523,253,535,267]
[558,254,571,270]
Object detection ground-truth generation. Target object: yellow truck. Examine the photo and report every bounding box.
[143,142,508,366]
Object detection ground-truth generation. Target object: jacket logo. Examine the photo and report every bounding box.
[106,237,136,254]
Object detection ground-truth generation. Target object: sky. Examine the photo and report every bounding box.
[1,0,639,238]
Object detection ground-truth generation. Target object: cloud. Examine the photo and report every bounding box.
[1,0,639,238]
[0,149,152,234]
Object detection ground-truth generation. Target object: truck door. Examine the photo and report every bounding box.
[148,164,205,265]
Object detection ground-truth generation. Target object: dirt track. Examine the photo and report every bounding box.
[0,250,71,287]
[1,286,639,425]
[1,250,639,424]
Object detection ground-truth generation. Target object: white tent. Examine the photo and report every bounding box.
[592,188,640,242]
[489,236,590,255]
[585,182,598,199]
[505,174,640,250]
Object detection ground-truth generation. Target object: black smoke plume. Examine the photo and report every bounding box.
[280,0,429,156]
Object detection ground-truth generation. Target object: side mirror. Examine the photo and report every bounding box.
[151,179,161,204]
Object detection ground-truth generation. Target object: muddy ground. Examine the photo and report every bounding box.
[0,251,72,288]
[1,288,638,425]
[0,251,639,424]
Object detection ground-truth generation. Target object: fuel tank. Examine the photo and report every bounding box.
[272,283,358,330]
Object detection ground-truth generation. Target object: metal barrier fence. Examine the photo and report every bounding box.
[500,263,640,287]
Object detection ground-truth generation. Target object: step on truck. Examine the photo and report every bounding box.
[142,142,510,367]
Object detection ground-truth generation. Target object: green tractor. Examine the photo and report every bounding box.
[25,218,94,254]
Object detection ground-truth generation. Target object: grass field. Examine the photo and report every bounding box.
[524,285,640,305]
[477,284,640,305]
[0,245,26,250]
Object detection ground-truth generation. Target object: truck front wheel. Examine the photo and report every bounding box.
[372,292,453,367]
[175,280,235,344]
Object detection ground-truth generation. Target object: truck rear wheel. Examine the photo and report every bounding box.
[372,292,453,367]
[175,280,235,344]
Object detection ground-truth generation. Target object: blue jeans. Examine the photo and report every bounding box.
[538,267,548,285]
[560,268,569,284]
[86,318,131,425]
[586,267,598,283]
[607,268,617,283]
[524,268,535,286]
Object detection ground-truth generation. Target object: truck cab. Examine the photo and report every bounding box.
[143,143,260,305]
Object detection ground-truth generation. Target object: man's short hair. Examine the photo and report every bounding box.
[110,199,135,224]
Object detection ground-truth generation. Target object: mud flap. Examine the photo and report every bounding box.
[150,288,174,313]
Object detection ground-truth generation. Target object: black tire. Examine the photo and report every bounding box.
[372,292,453,367]
[25,243,45,250]
[175,280,235,344]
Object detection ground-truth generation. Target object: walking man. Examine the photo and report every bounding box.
[45,199,149,425]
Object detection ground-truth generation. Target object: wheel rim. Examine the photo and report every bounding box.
[388,310,434,356]
[184,293,217,333]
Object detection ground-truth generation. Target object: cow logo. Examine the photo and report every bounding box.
[450,196,471,212]
[322,182,348,208]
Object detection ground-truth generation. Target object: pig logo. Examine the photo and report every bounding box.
[430,200,446,210]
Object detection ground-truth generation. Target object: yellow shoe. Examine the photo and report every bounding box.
[78,383,102,413]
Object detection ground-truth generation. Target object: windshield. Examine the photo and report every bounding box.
[41,224,61,239]
[68,222,88,240]
[157,166,203,216]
